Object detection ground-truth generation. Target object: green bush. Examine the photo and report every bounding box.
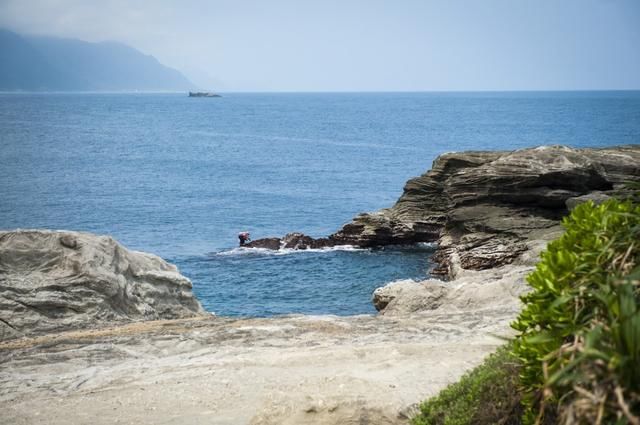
[512,199,640,424]
[412,344,523,425]
[412,198,639,425]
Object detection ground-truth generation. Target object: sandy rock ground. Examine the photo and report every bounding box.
[0,262,528,425]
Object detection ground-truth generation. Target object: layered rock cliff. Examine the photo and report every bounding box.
[0,230,205,340]
[332,145,640,276]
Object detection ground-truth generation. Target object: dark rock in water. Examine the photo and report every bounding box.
[282,233,336,249]
[0,230,206,340]
[244,237,281,250]
[282,232,314,249]
[244,233,336,250]
[332,145,640,276]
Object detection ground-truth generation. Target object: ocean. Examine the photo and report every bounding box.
[1,91,639,316]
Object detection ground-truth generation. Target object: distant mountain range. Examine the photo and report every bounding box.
[0,29,194,91]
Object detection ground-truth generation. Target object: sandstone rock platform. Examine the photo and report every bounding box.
[0,263,526,425]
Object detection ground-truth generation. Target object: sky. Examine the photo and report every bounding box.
[0,0,639,91]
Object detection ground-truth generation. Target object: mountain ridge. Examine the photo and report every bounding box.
[0,29,195,91]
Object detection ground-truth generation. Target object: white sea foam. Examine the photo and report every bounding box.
[376,278,421,288]
[213,242,437,257]
[214,245,365,257]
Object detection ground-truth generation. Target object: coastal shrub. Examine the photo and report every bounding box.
[512,198,640,424]
[412,344,523,425]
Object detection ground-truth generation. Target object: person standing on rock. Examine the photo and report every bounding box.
[238,232,251,246]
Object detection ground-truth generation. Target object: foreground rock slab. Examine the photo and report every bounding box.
[0,230,206,340]
[0,263,525,425]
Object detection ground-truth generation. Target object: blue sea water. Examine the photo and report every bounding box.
[1,92,639,316]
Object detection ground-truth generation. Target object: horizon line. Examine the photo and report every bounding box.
[1,89,640,95]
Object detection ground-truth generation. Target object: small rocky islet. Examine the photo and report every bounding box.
[1,145,639,424]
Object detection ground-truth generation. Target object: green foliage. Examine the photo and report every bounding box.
[412,344,523,425]
[511,199,640,424]
[412,197,640,425]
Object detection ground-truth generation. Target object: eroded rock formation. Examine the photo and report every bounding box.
[333,145,640,276]
[245,146,640,277]
[0,230,206,339]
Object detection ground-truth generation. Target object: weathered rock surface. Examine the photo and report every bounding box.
[372,238,550,315]
[0,265,521,425]
[372,266,530,315]
[0,233,544,425]
[333,145,640,276]
[0,230,206,340]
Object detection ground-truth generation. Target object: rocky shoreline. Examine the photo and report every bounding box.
[249,145,640,278]
[1,145,639,424]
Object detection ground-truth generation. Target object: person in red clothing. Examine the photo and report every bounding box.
[238,232,251,246]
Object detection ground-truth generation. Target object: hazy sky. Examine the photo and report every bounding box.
[1,0,639,91]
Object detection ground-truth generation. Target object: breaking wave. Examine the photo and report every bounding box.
[212,244,365,257]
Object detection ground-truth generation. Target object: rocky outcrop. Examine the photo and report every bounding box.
[372,266,529,315]
[244,147,640,273]
[372,238,550,315]
[246,232,337,250]
[333,145,640,276]
[245,237,282,250]
[0,230,206,340]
